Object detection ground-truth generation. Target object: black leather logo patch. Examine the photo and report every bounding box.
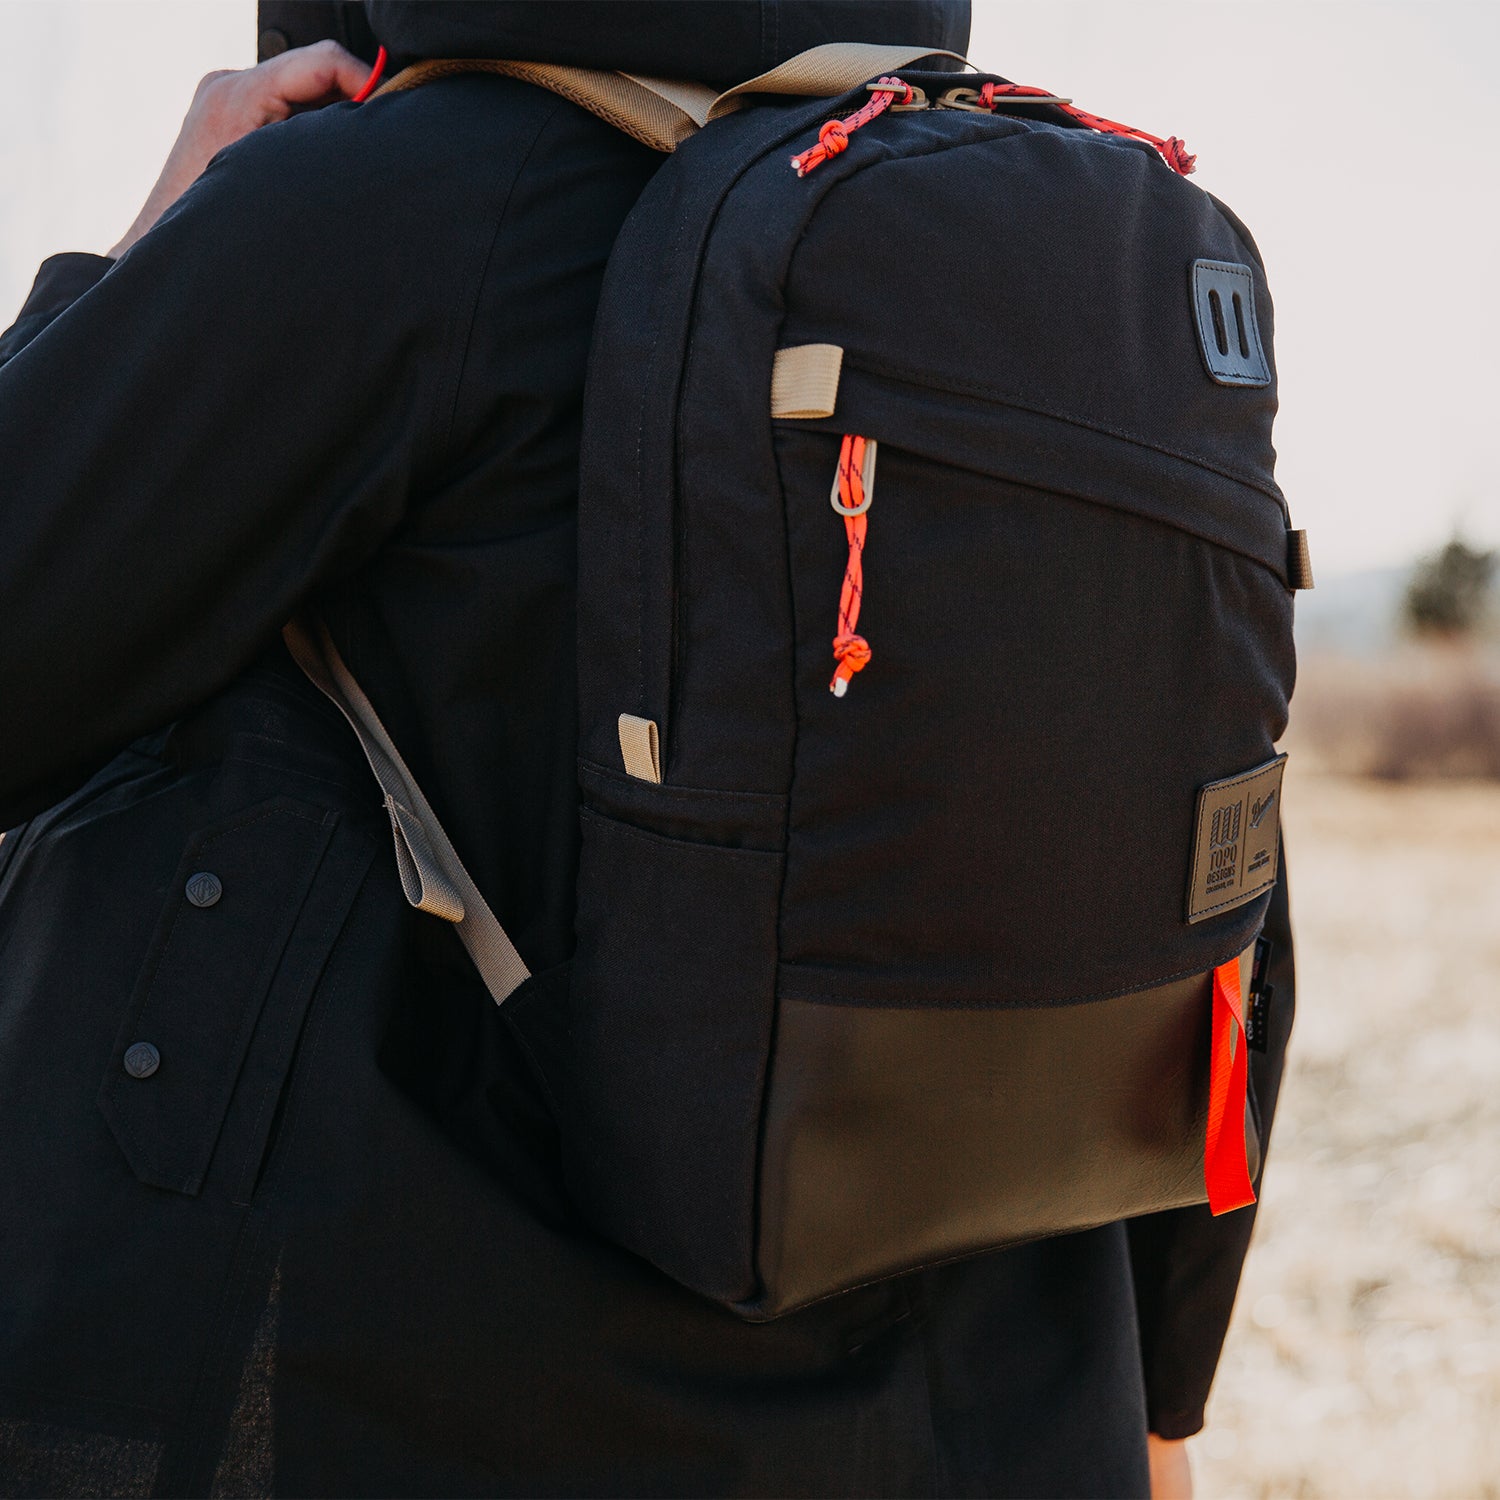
[1186,754,1287,923]
[1191,260,1271,387]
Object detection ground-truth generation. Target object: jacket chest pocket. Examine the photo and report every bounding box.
[98,796,364,1201]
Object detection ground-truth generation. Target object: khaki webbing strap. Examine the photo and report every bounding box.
[376,43,970,153]
[617,714,662,784]
[619,72,717,128]
[1287,529,1314,590]
[282,617,531,1007]
[707,42,969,120]
[376,58,713,151]
[771,343,844,419]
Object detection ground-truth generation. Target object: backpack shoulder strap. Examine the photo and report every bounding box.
[374,42,969,152]
[374,57,715,150]
[282,616,531,1007]
[285,40,971,1001]
[706,42,968,120]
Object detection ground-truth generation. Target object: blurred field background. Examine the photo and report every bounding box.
[1198,766,1500,1498]
[5,4,1499,1497]
[1188,533,1500,1498]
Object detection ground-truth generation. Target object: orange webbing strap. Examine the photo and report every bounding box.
[829,435,876,696]
[1204,955,1258,1215]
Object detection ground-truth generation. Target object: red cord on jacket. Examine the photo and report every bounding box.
[352,45,388,105]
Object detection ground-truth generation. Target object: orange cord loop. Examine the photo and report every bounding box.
[828,435,877,697]
[1160,137,1197,175]
[833,632,871,679]
[791,78,912,176]
[818,119,850,156]
[788,75,1193,178]
[977,79,1195,176]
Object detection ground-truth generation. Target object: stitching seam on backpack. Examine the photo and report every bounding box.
[844,356,1287,512]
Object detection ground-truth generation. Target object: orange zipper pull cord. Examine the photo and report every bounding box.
[791,78,914,176]
[829,435,877,697]
[977,81,1195,175]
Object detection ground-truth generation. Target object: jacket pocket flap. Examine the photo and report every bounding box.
[98,798,338,1195]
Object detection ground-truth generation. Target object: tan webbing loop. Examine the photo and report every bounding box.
[771,343,844,419]
[282,617,531,1007]
[617,714,662,784]
[376,42,970,152]
[1287,529,1314,590]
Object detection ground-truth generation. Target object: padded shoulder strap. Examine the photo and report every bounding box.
[376,57,715,151]
[282,616,531,1007]
[376,42,969,152]
[316,38,970,988]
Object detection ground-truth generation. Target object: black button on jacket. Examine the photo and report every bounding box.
[0,4,1294,1494]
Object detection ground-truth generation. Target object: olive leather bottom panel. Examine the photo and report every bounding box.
[750,957,1259,1317]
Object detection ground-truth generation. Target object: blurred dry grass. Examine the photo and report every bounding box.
[1191,759,1500,1499]
[1292,646,1500,781]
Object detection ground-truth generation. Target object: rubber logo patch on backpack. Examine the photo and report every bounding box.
[1191,259,1271,387]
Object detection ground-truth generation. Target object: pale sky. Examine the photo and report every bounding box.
[3,1,1495,582]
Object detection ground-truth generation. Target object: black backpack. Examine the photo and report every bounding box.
[294,43,1310,1318]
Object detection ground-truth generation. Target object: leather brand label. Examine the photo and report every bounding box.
[1186,754,1287,923]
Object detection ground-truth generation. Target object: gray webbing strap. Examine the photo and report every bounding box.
[282,617,531,1007]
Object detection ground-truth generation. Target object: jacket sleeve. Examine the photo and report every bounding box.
[0,253,114,363]
[1127,861,1297,1438]
[0,108,465,828]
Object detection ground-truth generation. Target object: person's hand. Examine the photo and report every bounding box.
[1147,1434,1193,1499]
[108,39,371,258]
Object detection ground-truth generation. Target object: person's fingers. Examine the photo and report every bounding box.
[185,41,371,142]
[260,39,371,111]
[106,41,376,257]
[193,68,238,98]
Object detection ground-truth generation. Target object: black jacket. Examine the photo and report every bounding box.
[0,4,1291,1494]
